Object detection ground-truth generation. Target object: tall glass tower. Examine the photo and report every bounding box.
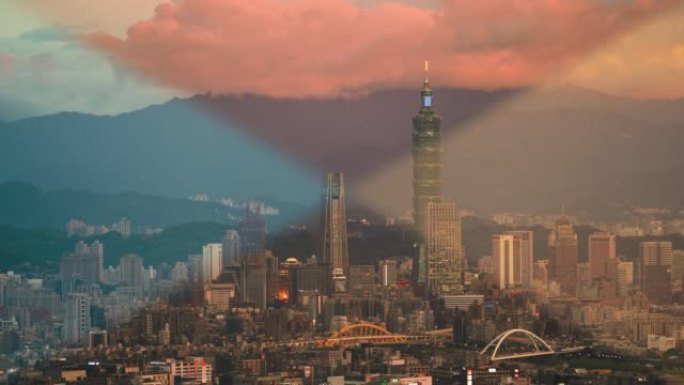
[413,61,443,286]
[321,172,349,279]
[239,206,267,307]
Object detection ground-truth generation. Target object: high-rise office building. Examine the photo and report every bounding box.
[88,240,104,283]
[426,202,463,294]
[239,206,266,267]
[492,234,515,290]
[59,240,104,286]
[491,232,533,291]
[617,260,634,296]
[222,230,240,268]
[243,267,266,308]
[202,243,223,283]
[238,207,266,307]
[171,262,189,282]
[289,256,329,304]
[672,250,684,292]
[576,262,592,293]
[239,207,268,308]
[413,61,442,240]
[588,232,616,280]
[639,241,673,304]
[120,254,144,297]
[348,265,377,293]
[64,293,91,346]
[187,254,203,284]
[265,252,280,304]
[533,260,548,288]
[503,230,534,289]
[599,259,620,305]
[204,282,236,312]
[277,258,299,302]
[413,61,443,286]
[547,213,578,296]
[453,310,471,345]
[640,241,673,266]
[321,172,349,275]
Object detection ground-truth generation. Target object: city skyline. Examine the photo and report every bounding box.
[1,1,684,384]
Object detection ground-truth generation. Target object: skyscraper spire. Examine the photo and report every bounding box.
[420,61,433,108]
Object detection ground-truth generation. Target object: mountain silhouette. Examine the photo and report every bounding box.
[1,87,682,217]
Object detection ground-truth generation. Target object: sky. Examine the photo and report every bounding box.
[0,0,178,119]
[1,0,684,120]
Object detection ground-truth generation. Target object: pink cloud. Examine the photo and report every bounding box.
[87,0,673,97]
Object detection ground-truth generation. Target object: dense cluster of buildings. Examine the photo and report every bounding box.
[2,66,684,385]
[489,210,684,238]
[66,218,132,239]
[475,216,684,356]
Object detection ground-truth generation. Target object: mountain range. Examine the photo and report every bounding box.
[0,181,302,230]
[1,87,683,218]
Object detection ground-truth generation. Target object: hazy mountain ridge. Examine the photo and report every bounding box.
[0,221,232,271]
[1,87,683,216]
[0,181,303,230]
[0,101,320,207]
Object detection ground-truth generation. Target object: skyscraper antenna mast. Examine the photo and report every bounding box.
[424,60,429,85]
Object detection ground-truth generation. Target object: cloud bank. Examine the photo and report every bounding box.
[88,0,675,98]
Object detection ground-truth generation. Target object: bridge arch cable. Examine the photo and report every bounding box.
[480,328,555,360]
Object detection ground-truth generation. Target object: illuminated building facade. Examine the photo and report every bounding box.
[426,202,463,294]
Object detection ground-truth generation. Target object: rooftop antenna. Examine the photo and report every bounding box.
[424,60,429,86]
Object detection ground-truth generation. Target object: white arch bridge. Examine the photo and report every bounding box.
[479,328,586,361]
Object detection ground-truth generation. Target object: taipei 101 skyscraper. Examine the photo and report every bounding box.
[413,61,443,286]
